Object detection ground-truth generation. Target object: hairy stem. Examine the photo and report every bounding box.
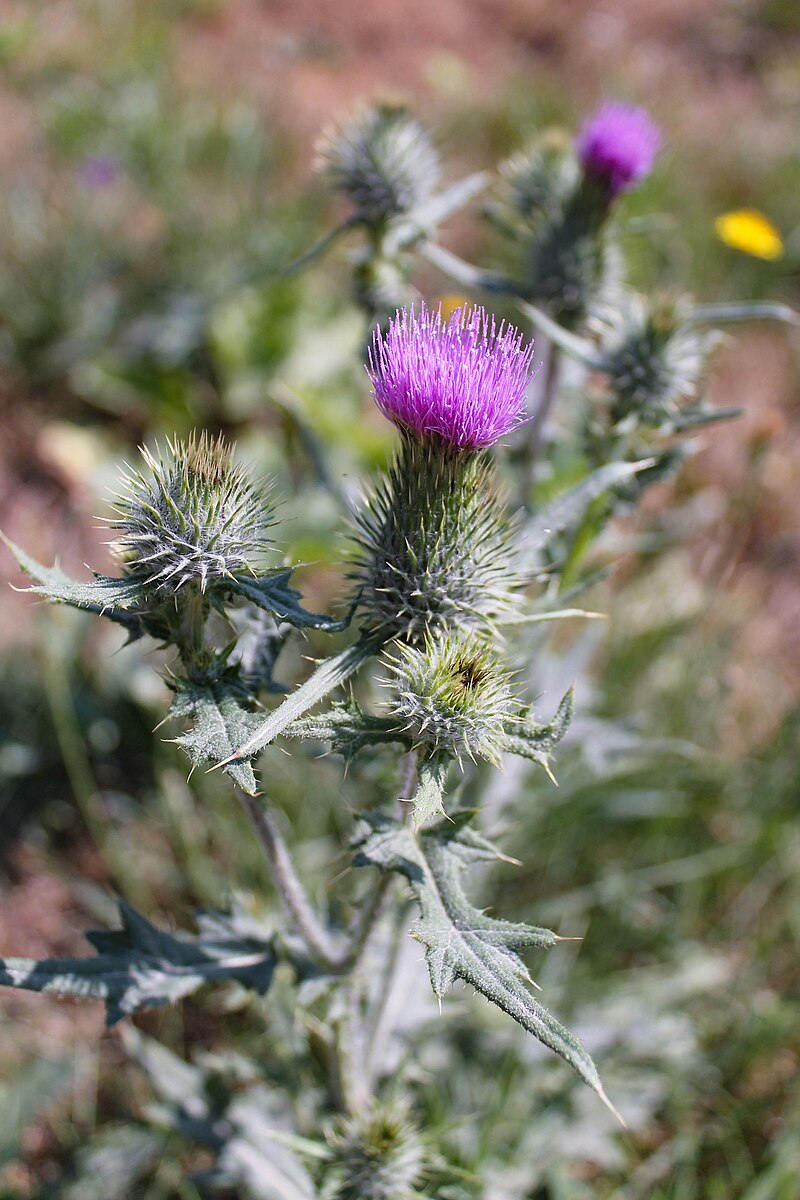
[334,750,418,1112]
[237,790,343,966]
[364,898,414,1087]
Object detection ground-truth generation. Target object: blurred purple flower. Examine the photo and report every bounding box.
[367,304,535,452]
[576,102,661,198]
[78,154,122,190]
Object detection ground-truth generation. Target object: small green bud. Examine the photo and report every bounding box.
[499,131,579,220]
[384,631,519,765]
[316,104,440,225]
[327,1101,425,1200]
[594,293,721,423]
[109,433,274,593]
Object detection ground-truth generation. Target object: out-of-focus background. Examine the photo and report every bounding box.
[0,1,798,1196]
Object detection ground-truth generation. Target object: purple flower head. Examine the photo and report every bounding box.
[77,154,122,190]
[576,102,661,198]
[367,304,536,452]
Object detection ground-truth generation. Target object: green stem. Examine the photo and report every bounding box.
[174,585,209,671]
[333,751,418,1113]
[363,898,413,1088]
[238,790,345,966]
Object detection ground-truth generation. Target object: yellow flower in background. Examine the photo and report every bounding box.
[715,209,784,261]
[438,293,473,320]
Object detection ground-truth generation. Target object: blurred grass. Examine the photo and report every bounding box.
[0,1,799,1197]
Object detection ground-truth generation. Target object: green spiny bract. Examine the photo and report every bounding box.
[383,631,519,766]
[325,1101,426,1200]
[109,433,274,593]
[349,437,523,645]
[498,131,580,222]
[593,293,722,424]
[487,136,621,329]
[316,103,440,226]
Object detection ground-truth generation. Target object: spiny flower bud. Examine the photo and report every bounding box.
[576,102,661,199]
[316,103,440,225]
[499,132,579,221]
[593,294,721,423]
[384,631,518,766]
[109,433,274,592]
[350,437,522,644]
[487,137,621,328]
[368,304,535,452]
[327,1101,425,1200]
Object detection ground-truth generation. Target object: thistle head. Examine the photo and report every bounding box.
[576,102,661,199]
[367,304,535,452]
[488,139,622,328]
[498,131,579,221]
[384,631,518,766]
[350,438,523,644]
[109,433,274,592]
[327,1101,425,1200]
[316,103,440,224]
[594,293,721,422]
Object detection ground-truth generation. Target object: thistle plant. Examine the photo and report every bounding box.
[3,97,797,1199]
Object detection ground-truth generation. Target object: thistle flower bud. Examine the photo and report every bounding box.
[487,138,621,327]
[499,132,579,221]
[367,304,535,452]
[328,1102,425,1200]
[350,437,522,644]
[384,631,518,765]
[593,294,720,423]
[576,102,661,199]
[316,104,440,225]
[109,433,274,592]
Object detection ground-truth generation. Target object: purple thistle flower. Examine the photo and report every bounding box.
[576,102,661,198]
[367,304,536,452]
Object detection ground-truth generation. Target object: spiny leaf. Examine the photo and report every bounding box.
[168,680,267,792]
[501,688,574,775]
[521,461,653,566]
[3,535,148,626]
[405,755,449,828]
[284,700,407,762]
[229,571,350,631]
[0,901,276,1025]
[353,814,618,1115]
[384,170,489,254]
[215,637,384,774]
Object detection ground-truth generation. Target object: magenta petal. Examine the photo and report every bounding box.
[367,304,536,452]
[576,102,661,197]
